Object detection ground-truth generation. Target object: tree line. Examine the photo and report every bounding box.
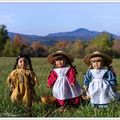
[1,24,120,58]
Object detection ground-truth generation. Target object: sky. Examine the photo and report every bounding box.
[0,2,120,36]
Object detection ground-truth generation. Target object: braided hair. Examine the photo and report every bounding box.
[13,54,33,70]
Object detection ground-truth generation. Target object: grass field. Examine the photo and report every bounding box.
[0,57,120,117]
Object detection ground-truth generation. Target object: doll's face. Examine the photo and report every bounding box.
[54,57,67,68]
[18,57,28,69]
[91,60,103,69]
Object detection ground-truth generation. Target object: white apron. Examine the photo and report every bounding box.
[52,67,81,100]
[88,69,116,104]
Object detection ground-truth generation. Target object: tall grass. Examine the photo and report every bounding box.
[0,57,120,117]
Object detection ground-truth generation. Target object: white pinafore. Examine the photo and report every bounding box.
[88,69,116,104]
[52,67,81,100]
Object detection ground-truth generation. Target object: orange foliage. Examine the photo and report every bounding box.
[55,41,68,49]
[13,34,29,47]
[31,41,46,51]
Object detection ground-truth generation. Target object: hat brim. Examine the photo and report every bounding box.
[84,52,112,66]
[47,51,74,64]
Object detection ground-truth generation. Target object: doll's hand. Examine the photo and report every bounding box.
[83,85,88,91]
[47,85,51,88]
[71,83,75,86]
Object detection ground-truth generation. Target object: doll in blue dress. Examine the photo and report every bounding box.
[83,51,117,108]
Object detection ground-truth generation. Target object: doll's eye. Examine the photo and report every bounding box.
[24,60,27,63]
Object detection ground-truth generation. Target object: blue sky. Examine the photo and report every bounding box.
[0,2,120,36]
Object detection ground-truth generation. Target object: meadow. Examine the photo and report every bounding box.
[0,57,120,117]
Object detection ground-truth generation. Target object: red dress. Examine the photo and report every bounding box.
[47,67,81,106]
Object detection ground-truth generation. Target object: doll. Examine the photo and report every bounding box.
[6,54,39,108]
[47,50,82,107]
[83,51,117,108]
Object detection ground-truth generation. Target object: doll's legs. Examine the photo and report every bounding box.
[98,104,108,108]
[68,96,81,106]
[55,96,80,106]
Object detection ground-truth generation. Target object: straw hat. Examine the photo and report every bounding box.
[47,50,74,64]
[83,51,112,66]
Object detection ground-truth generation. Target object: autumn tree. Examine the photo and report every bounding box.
[54,41,68,49]
[13,34,29,47]
[112,39,120,58]
[69,40,85,58]
[31,41,48,57]
[48,41,69,54]
[13,34,29,54]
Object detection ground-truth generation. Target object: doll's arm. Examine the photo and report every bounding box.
[6,75,11,85]
[6,70,16,85]
[6,72,14,86]
[47,70,57,88]
[6,74,14,96]
[107,70,117,87]
[83,70,92,88]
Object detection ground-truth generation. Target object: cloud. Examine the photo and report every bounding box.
[0,15,16,24]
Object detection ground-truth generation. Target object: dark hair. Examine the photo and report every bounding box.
[66,56,77,74]
[13,54,33,70]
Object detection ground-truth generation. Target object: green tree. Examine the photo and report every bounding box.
[3,39,19,56]
[84,32,114,56]
[0,24,9,51]
[91,32,114,47]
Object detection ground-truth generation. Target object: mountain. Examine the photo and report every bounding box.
[8,28,119,45]
[47,28,100,40]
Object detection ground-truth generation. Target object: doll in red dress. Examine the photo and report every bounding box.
[47,50,82,106]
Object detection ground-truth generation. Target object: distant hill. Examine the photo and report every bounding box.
[8,28,119,45]
[47,28,100,39]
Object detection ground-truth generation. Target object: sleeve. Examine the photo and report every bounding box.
[33,72,39,86]
[83,70,92,87]
[6,71,15,95]
[47,70,57,87]
[106,70,117,87]
[67,67,76,85]
[6,75,11,86]
[6,70,15,85]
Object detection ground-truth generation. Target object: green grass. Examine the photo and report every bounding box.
[0,57,120,117]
